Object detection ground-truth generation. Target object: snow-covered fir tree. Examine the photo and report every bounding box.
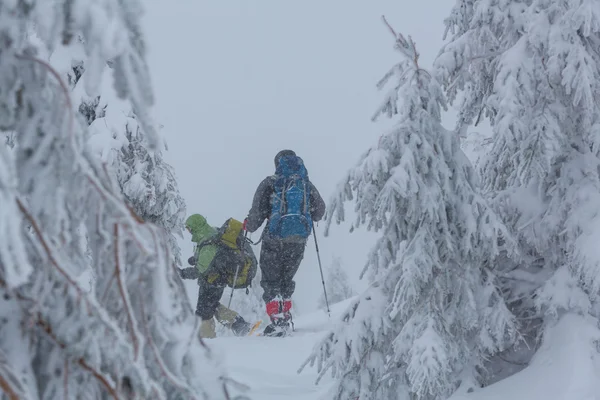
[65,44,107,128]
[302,23,517,400]
[0,2,227,399]
[116,112,187,267]
[318,256,355,310]
[436,0,600,369]
[61,37,186,269]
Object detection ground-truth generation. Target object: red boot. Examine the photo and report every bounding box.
[282,299,292,313]
[282,299,292,322]
[263,298,293,337]
[265,299,280,319]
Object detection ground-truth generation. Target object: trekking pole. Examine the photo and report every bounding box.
[228,265,240,309]
[312,225,331,317]
[227,230,247,309]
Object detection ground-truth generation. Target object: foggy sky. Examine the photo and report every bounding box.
[142,0,455,312]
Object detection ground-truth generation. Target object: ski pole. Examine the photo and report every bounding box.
[227,230,247,309]
[312,225,331,317]
[228,264,241,309]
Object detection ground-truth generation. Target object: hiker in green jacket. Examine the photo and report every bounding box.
[178,214,259,339]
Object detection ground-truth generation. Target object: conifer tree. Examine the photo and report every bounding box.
[303,22,516,400]
[435,0,600,354]
[118,113,187,267]
[0,2,226,398]
[62,37,186,269]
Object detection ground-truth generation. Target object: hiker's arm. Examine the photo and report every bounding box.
[309,182,326,222]
[178,267,199,280]
[179,247,202,279]
[246,177,272,232]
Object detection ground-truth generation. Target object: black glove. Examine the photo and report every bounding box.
[187,256,197,266]
[178,267,199,280]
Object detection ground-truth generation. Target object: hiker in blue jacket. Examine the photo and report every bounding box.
[245,150,326,336]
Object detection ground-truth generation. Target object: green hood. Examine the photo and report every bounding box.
[185,214,217,243]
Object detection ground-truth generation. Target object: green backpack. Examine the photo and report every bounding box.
[201,218,257,289]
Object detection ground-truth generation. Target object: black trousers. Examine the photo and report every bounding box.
[259,238,307,303]
[195,277,225,320]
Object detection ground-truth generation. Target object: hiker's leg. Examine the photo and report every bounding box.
[199,318,216,339]
[261,241,305,336]
[195,278,225,320]
[216,303,256,336]
[259,239,284,303]
[215,303,240,328]
[280,241,307,300]
[196,278,224,339]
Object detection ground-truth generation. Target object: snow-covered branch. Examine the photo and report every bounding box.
[0,1,225,398]
[311,20,516,399]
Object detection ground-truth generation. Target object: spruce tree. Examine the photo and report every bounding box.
[303,22,516,400]
[436,0,600,361]
[0,2,226,398]
[62,37,186,269]
[118,112,187,268]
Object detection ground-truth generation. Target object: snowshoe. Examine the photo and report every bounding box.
[247,321,262,336]
[262,322,288,337]
[231,317,262,337]
[262,312,294,337]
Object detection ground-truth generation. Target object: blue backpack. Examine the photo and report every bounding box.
[268,155,313,241]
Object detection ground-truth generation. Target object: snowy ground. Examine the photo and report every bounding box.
[210,299,356,400]
[451,313,600,400]
[211,306,600,400]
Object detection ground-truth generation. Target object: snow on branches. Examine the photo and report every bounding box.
[0,1,225,399]
[117,113,187,268]
[435,0,600,349]
[304,18,516,400]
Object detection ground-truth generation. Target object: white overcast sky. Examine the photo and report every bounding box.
[142,0,455,311]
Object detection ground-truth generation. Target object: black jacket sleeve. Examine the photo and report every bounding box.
[246,177,274,232]
[178,267,200,280]
[309,182,326,222]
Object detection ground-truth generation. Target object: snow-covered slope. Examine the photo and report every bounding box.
[210,305,600,400]
[213,332,331,399]
[451,313,600,400]
[211,299,356,400]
